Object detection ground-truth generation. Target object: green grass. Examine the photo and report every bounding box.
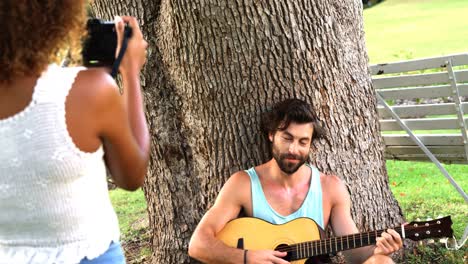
[364,0,468,64]
[387,160,467,238]
[109,188,148,241]
[387,160,468,263]
[109,189,151,263]
[405,243,467,264]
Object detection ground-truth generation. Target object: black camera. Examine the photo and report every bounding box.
[82,18,132,68]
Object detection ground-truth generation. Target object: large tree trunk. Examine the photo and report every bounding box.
[91,0,403,263]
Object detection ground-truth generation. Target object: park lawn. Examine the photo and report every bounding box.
[109,189,151,263]
[365,2,468,259]
[386,160,468,239]
[386,160,468,262]
[109,189,148,241]
[364,0,468,64]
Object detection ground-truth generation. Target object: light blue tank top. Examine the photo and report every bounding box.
[246,164,324,229]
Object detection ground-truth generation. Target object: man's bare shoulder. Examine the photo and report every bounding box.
[224,170,251,193]
[215,170,252,214]
[229,170,250,181]
[320,173,349,201]
[320,172,344,187]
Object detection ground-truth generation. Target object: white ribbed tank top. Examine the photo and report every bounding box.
[0,64,120,264]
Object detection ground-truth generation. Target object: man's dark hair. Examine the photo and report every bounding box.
[261,98,326,140]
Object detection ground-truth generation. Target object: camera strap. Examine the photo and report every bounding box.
[110,34,130,78]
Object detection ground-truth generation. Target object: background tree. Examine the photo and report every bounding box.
[90,0,403,263]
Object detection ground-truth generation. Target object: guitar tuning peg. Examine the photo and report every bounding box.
[426,217,433,221]
[416,218,421,221]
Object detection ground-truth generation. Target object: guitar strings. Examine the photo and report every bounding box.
[273,223,445,254]
[275,224,441,254]
[274,227,399,252]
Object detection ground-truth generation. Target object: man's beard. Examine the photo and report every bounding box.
[272,145,308,175]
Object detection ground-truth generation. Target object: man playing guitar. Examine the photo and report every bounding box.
[189,99,403,263]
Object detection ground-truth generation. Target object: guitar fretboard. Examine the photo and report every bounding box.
[285,227,402,260]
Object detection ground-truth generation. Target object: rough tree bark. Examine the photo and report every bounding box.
[91,0,403,263]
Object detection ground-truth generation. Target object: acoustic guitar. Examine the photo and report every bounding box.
[216,216,453,264]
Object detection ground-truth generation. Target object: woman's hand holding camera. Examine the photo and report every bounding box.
[114,16,148,78]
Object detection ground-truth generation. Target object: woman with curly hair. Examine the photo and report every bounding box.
[0,1,150,263]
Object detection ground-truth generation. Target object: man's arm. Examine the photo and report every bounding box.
[326,175,402,263]
[188,172,288,264]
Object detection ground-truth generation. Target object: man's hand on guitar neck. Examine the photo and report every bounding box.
[345,228,403,263]
[373,229,403,256]
[328,178,403,263]
[245,250,289,264]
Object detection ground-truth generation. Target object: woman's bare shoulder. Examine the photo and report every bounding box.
[75,68,117,94]
[69,68,121,110]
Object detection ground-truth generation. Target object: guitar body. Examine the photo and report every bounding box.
[216,216,453,264]
[216,217,329,264]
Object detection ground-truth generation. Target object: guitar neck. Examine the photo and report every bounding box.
[287,216,452,260]
[289,227,402,260]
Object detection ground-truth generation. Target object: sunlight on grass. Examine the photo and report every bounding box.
[364,0,468,63]
[386,160,468,262]
[109,188,148,241]
[109,189,151,263]
[386,160,468,238]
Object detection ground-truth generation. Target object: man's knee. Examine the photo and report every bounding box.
[363,254,394,264]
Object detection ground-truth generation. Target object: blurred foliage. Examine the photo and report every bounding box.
[363,0,385,9]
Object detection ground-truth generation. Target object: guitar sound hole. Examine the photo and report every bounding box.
[275,244,292,261]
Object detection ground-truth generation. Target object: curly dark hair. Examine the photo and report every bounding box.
[261,98,326,141]
[0,0,87,83]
